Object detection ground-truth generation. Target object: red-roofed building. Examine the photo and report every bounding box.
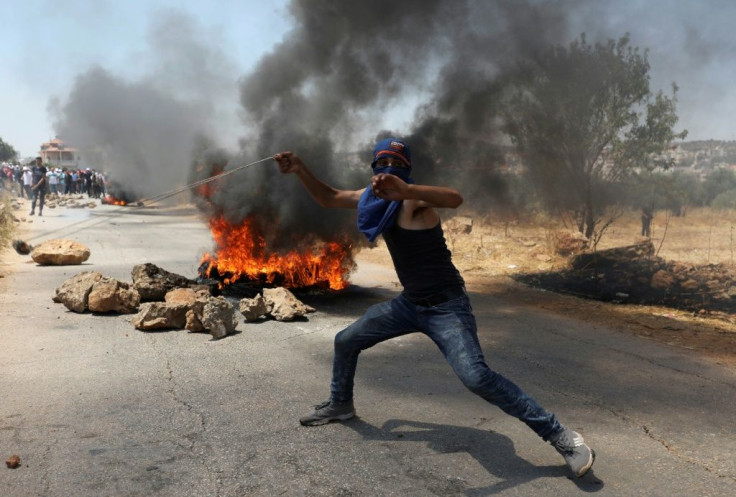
[39,137,80,168]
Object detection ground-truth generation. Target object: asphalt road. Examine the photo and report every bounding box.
[1,198,735,497]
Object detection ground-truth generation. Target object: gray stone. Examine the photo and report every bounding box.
[132,263,195,302]
[132,302,188,330]
[31,239,90,265]
[239,294,268,322]
[53,271,104,313]
[201,297,238,339]
[263,287,315,322]
[88,277,140,314]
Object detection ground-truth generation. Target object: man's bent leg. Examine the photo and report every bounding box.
[330,295,418,402]
[420,296,561,439]
[300,296,418,426]
[421,295,594,476]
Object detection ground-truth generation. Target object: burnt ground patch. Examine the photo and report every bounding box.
[513,241,736,315]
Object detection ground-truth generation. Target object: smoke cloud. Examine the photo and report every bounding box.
[193,0,582,252]
[51,9,240,199]
[52,0,733,255]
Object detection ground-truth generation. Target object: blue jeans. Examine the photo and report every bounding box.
[31,188,45,213]
[330,292,563,440]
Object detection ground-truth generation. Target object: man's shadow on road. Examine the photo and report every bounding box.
[344,418,603,495]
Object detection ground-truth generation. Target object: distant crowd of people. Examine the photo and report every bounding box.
[1,160,108,199]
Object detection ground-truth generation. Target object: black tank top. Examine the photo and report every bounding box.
[382,222,465,302]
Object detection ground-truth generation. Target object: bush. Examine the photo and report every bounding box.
[0,193,17,253]
[711,189,736,210]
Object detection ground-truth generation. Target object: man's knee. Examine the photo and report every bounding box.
[460,366,498,395]
[334,320,375,354]
[334,327,358,352]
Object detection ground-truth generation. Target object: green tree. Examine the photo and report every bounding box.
[711,189,736,210]
[502,34,687,240]
[627,170,702,217]
[702,167,736,206]
[0,137,18,162]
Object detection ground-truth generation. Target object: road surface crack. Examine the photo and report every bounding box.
[147,335,223,496]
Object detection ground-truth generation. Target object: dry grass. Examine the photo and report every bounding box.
[626,207,736,266]
[0,192,17,257]
[362,207,736,275]
[442,207,736,277]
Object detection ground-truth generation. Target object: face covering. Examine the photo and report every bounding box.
[357,166,413,242]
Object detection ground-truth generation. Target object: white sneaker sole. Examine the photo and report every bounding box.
[575,449,595,477]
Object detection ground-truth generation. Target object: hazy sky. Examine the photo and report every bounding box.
[1,0,291,158]
[2,0,736,159]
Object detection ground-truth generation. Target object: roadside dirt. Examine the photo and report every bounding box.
[465,273,736,369]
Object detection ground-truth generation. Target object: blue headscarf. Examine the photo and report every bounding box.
[357,138,413,242]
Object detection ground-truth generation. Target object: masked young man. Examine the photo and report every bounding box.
[273,138,594,477]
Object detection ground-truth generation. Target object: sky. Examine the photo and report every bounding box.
[2,0,736,161]
[0,0,291,158]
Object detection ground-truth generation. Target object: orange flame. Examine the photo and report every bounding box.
[200,215,353,290]
[101,196,127,206]
[196,171,223,200]
[194,163,225,201]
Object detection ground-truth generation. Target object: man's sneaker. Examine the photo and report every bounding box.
[29,211,34,216]
[550,428,595,477]
[299,399,355,426]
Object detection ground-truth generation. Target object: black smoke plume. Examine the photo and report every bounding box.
[193,0,578,252]
[48,0,735,250]
[53,0,719,259]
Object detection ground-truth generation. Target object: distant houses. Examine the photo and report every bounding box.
[39,137,80,168]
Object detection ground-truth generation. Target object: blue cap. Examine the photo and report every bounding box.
[371,138,411,168]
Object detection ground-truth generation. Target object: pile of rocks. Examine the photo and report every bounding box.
[53,271,140,314]
[515,241,736,314]
[44,193,98,210]
[9,196,97,225]
[52,263,316,339]
[133,288,238,339]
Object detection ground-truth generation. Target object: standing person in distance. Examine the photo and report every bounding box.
[29,157,47,216]
[22,165,33,199]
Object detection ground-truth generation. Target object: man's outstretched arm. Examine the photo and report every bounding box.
[274,152,362,209]
[370,173,463,209]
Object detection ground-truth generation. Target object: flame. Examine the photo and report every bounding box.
[101,196,127,206]
[196,171,223,200]
[201,215,353,290]
[193,163,225,201]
